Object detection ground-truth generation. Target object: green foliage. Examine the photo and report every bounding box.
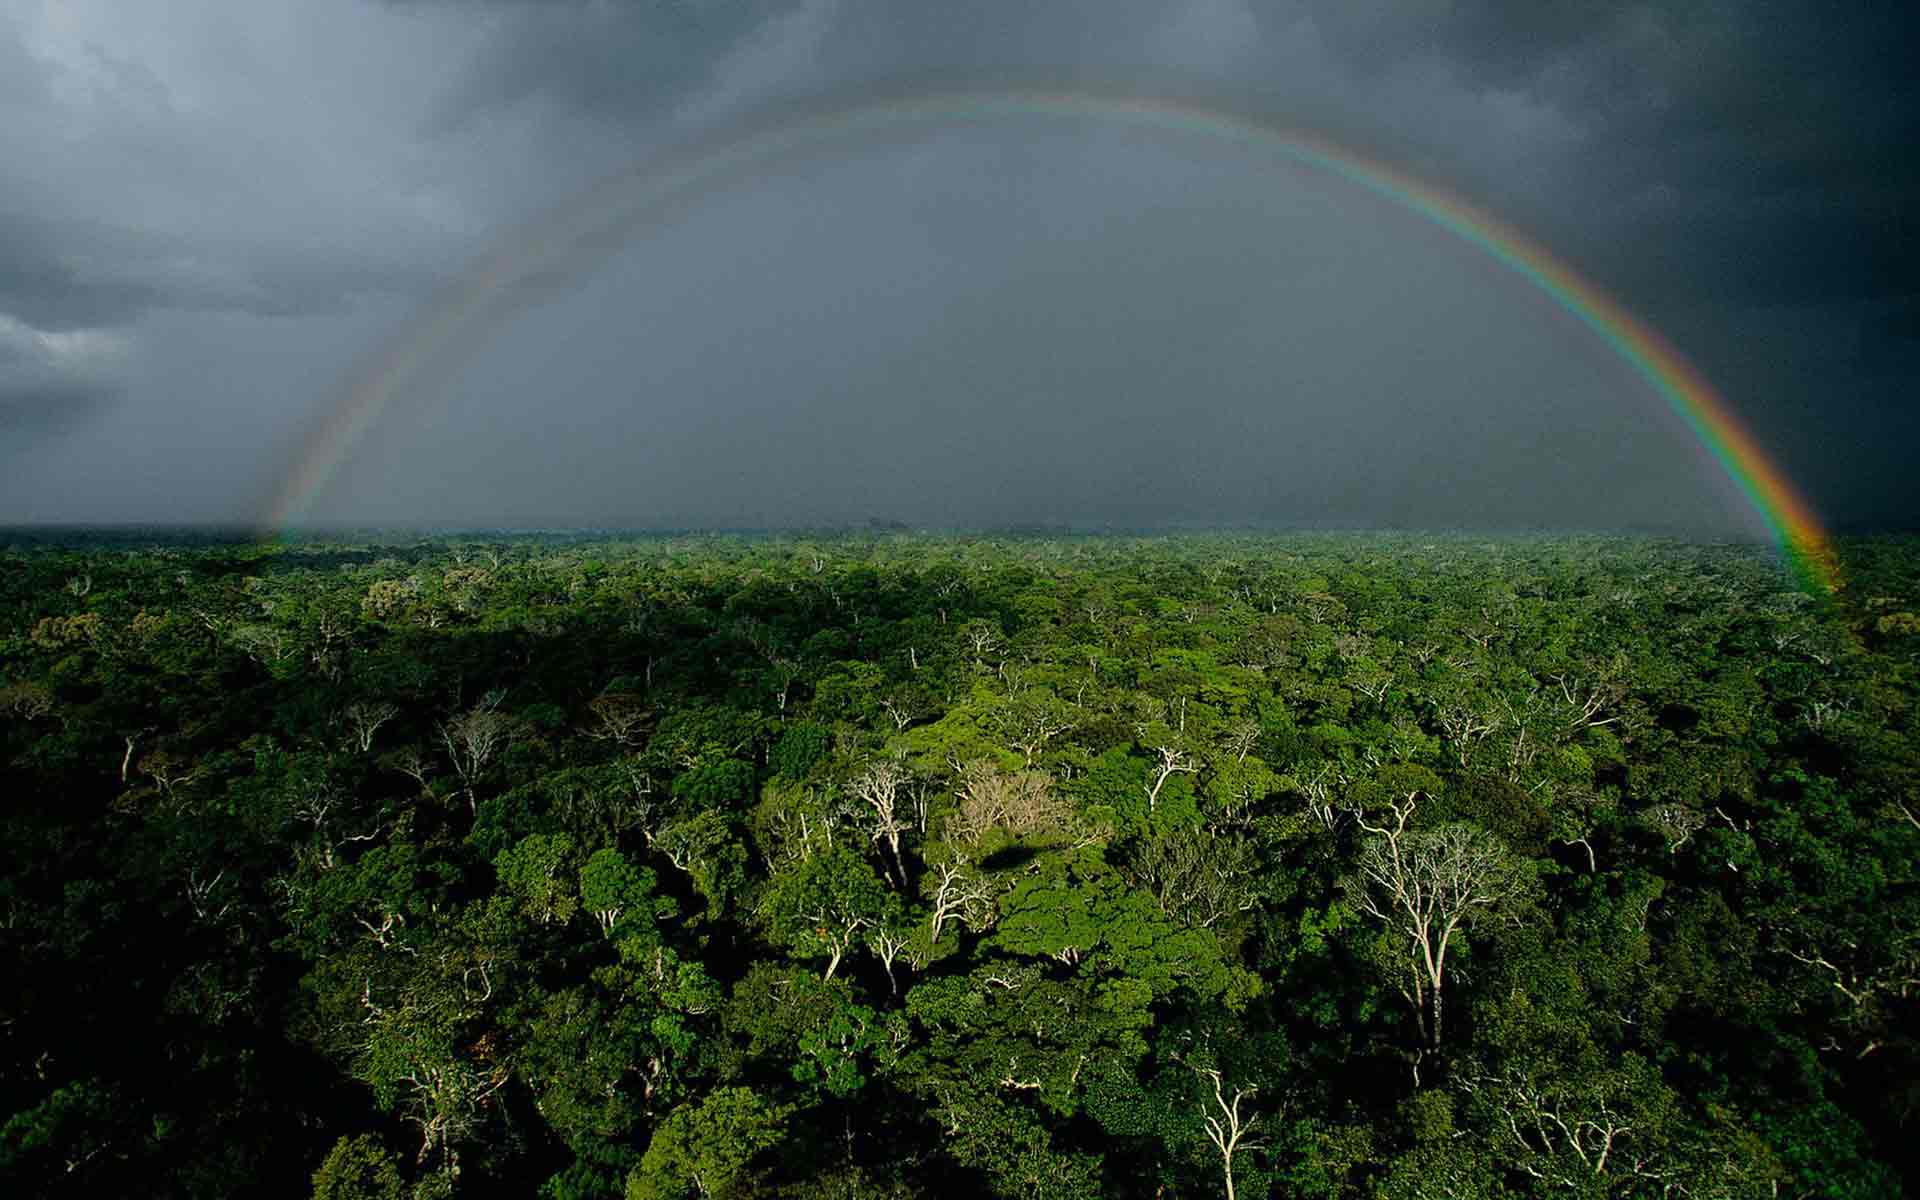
[628,1088,789,1200]
[767,723,831,781]
[579,847,668,936]
[311,1134,407,1200]
[671,759,755,814]
[759,847,897,977]
[994,849,1256,1005]
[0,1080,122,1183]
[495,832,580,927]
[1,532,1914,1198]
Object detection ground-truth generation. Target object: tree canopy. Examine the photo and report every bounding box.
[0,530,1914,1198]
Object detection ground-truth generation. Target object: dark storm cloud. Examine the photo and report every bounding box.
[409,0,796,129]
[311,124,1751,535]
[1874,303,1920,347]
[0,214,440,331]
[0,311,126,457]
[0,0,1913,528]
[0,219,165,333]
[1319,1,1920,309]
[414,0,1920,309]
[0,383,120,444]
[0,9,477,329]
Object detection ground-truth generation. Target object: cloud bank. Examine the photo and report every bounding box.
[0,1,1911,530]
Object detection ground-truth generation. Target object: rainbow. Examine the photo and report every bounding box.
[266,87,1840,592]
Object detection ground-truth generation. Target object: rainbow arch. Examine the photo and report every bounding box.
[266,87,1839,592]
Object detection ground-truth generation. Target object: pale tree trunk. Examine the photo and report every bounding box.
[1352,798,1523,1054]
[1182,1064,1263,1200]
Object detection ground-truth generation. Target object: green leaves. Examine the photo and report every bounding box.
[0,1080,122,1185]
[580,847,669,937]
[768,723,831,781]
[992,850,1255,1006]
[5,533,1916,1198]
[495,833,579,928]
[310,1135,406,1200]
[629,1088,790,1200]
[759,847,898,978]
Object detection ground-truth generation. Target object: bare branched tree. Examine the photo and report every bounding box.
[342,700,400,754]
[584,692,652,746]
[869,925,915,994]
[850,759,912,888]
[877,688,931,731]
[138,749,203,807]
[1222,718,1261,765]
[1144,743,1199,815]
[1778,934,1920,1057]
[1348,797,1526,1047]
[1545,665,1627,740]
[437,691,516,814]
[1462,1071,1661,1189]
[1640,804,1705,853]
[291,782,383,869]
[0,681,55,722]
[185,866,233,924]
[1298,763,1347,831]
[1177,1059,1265,1200]
[1123,829,1259,929]
[924,859,994,944]
[959,620,1003,666]
[1000,694,1076,766]
[392,747,435,797]
[949,762,1070,846]
[1431,697,1502,769]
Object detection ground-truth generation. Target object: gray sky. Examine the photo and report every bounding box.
[2,1,1914,532]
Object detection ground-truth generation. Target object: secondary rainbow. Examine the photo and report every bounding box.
[266,88,1840,592]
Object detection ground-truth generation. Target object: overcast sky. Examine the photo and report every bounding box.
[1,0,1914,532]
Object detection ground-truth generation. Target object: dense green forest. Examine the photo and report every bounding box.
[2,532,1916,1199]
